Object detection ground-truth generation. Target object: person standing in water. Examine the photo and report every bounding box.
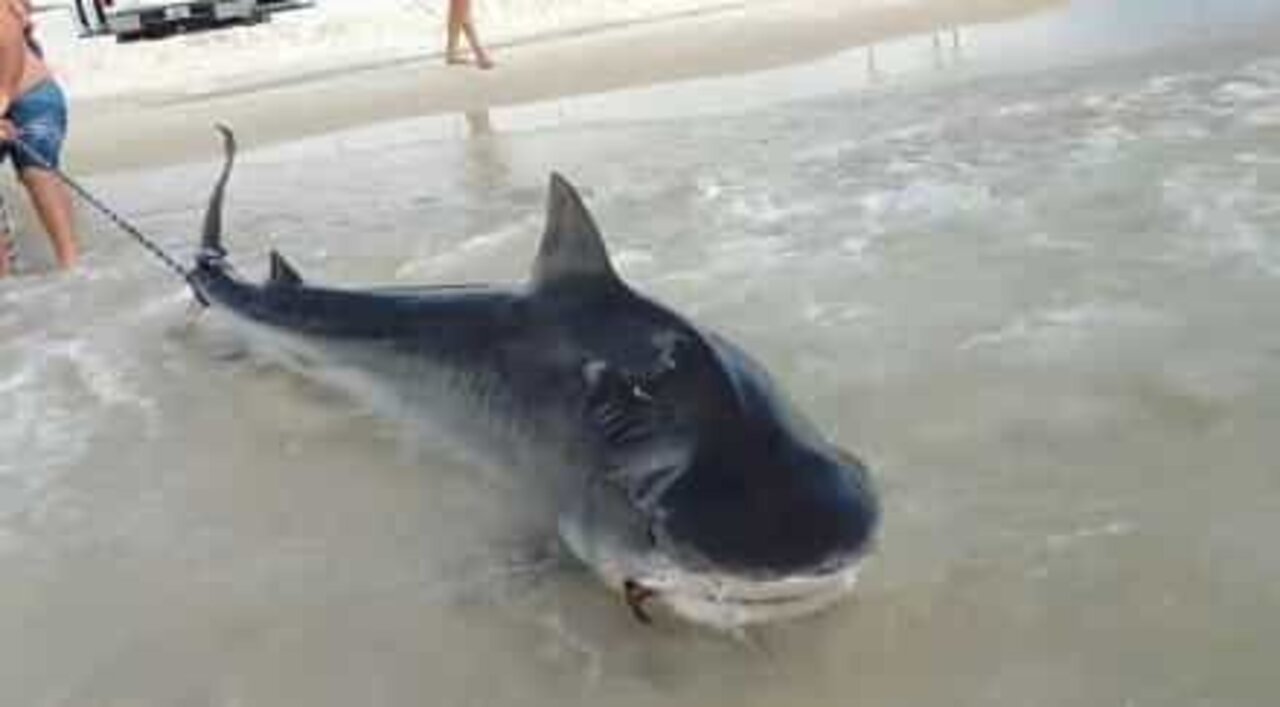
[0,0,78,276]
[445,0,493,70]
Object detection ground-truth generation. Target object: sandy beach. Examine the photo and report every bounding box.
[53,0,1059,173]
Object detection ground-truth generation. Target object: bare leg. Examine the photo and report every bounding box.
[0,191,11,277]
[462,18,493,69]
[20,168,78,270]
[0,231,11,278]
[446,0,492,69]
[445,0,466,64]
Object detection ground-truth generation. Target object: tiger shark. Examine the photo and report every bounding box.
[187,127,879,629]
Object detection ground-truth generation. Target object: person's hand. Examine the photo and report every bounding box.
[0,119,17,142]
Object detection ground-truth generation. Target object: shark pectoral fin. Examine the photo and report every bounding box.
[267,250,305,287]
[531,173,623,291]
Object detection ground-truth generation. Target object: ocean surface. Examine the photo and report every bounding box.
[4,1,1280,705]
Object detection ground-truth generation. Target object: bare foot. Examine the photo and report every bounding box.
[446,52,469,66]
[475,53,495,70]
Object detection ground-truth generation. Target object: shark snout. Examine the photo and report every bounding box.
[656,443,879,579]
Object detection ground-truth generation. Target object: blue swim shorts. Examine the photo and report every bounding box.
[3,80,68,172]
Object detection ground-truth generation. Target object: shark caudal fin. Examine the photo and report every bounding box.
[531,173,623,292]
[198,124,237,264]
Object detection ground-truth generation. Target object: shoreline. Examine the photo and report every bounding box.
[64,0,1061,175]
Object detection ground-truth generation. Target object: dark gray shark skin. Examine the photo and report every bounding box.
[188,127,879,629]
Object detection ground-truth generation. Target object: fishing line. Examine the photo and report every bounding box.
[9,136,191,281]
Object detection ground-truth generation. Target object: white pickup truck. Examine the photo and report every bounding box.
[70,0,312,41]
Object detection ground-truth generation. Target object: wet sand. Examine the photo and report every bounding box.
[64,0,1061,173]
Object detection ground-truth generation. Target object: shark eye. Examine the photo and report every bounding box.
[583,360,665,409]
[653,330,689,372]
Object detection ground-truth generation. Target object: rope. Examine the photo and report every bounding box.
[9,136,191,281]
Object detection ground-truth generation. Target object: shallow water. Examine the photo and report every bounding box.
[5,2,1280,706]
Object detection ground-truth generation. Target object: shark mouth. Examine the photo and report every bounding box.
[631,562,865,630]
[640,563,860,630]
[559,515,867,630]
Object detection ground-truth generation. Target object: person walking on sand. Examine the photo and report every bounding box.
[0,0,78,276]
[445,0,493,70]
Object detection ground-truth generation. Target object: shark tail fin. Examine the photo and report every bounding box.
[267,250,304,287]
[198,124,237,265]
[532,173,623,292]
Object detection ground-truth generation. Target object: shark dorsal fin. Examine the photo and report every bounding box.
[532,173,621,291]
[268,250,304,287]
